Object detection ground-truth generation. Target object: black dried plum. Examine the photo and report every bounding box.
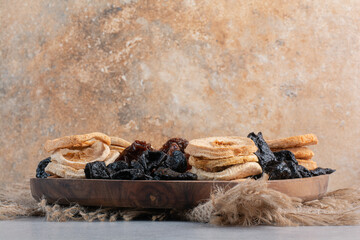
[267,161,292,180]
[165,150,187,173]
[273,151,298,165]
[131,160,145,171]
[116,140,152,164]
[138,151,149,171]
[248,132,305,179]
[144,150,168,172]
[297,165,312,178]
[247,132,278,169]
[153,167,197,180]
[111,169,145,180]
[310,167,336,176]
[85,161,110,179]
[160,138,188,154]
[248,132,335,180]
[36,157,51,178]
[107,161,129,175]
[273,151,302,179]
[147,150,168,163]
[82,139,197,181]
[178,172,197,180]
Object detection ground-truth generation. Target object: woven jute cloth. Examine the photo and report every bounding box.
[1,177,360,225]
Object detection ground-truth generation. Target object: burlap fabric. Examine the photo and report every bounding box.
[1,178,359,225]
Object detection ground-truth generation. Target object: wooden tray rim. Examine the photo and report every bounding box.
[30,174,330,184]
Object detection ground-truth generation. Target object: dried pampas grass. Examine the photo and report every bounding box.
[187,177,360,226]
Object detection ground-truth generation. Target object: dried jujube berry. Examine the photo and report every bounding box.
[116,140,152,164]
[160,138,188,154]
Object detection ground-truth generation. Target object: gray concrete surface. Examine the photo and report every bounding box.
[0,218,359,240]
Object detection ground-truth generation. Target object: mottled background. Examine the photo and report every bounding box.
[1,0,359,190]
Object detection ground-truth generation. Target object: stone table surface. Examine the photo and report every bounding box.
[0,218,359,240]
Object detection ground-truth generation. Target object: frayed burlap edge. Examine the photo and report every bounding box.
[36,199,183,222]
[1,178,360,225]
[0,180,182,222]
[0,180,44,220]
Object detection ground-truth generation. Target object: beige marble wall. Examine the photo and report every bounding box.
[1,0,359,189]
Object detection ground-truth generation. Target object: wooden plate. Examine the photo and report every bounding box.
[30,175,329,209]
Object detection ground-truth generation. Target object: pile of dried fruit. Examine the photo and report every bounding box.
[247,132,335,180]
[85,138,197,180]
[36,133,335,181]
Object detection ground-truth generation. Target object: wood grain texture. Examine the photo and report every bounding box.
[30,175,329,209]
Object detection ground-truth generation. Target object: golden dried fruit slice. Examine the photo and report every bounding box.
[297,159,318,171]
[272,147,314,160]
[185,136,257,159]
[188,154,258,172]
[44,132,111,152]
[267,134,318,149]
[110,136,131,148]
[50,141,110,169]
[189,162,262,180]
[45,161,85,179]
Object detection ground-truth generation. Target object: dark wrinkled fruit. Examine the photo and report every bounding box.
[160,138,189,154]
[130,160,145,171]
[248,132,335,180]
[267,161,292,180]
[165,150,187,173]
[36,157,51,178]
[85,161,110,179]
[84,139,197,181]
[248,132,277,169]
[107,161,129,176]
[111,169,145,180]
[116,140,152,164]
[310,167,336,176]
[166,143,181,155]
[273,151,303,179]
[153,167,197,180]
[143,150,168,173]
